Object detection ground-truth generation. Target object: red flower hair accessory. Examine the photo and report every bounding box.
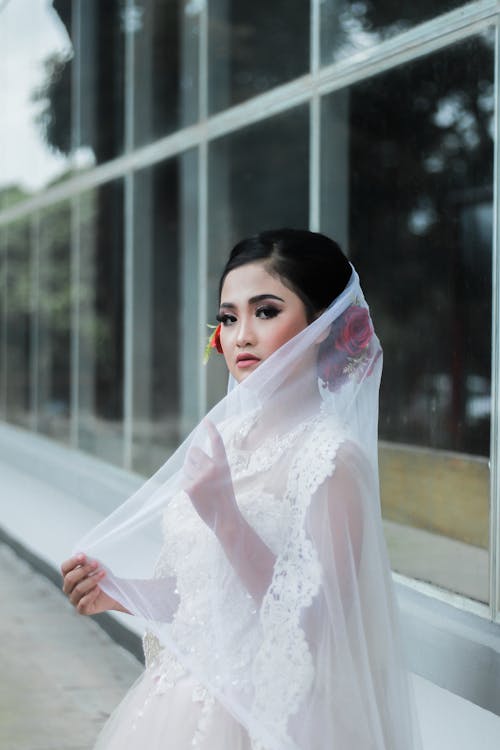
[203,323,223,364]
[318,305,377,391]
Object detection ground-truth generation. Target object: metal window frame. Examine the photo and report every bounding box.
[29,213,40,434]
[309,0,321,231]
[0,228,7,416]
[69,195,80,448]
[0,0,498,621]
[198,3,209,420]
[491,22,500,622]
[69,1,82,451]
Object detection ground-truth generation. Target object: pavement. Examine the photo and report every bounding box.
[2,541,500,750]
[0,543,142,750]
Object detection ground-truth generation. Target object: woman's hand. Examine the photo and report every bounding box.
[61,554,126,616]
[184,419,275,602]
[184,420,241,536]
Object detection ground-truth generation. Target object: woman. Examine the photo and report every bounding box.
[61,229,420,749]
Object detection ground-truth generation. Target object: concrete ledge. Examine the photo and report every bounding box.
[397,580,500,715]
[0,422,145,662]
[0,421,143,516]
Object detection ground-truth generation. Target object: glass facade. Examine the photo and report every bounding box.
[321,32,494,603]
[77,181,125,465]
[133,1,199,143]
[208,1,310,113]
[2,220,33,429]
[0,0,499,616]
[131,152,199,474]
[38,200,72,442]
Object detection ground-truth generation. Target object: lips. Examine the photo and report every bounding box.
[236,354,261,369]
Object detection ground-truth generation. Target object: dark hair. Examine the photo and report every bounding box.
[219,228,352,321]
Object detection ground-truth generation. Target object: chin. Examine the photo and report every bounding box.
[232,363,261,383]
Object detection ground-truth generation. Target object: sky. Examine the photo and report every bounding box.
[0,0,72,195]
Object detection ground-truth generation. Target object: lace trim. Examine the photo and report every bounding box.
[143,630,163,668]
[135,645,217,747]
[251,418,346,746]
[191,685,216,748]
[229,418,312,481]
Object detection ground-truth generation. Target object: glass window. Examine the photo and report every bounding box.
[38,201,72,443]
[0,0,73,206]
[321,32,494,603]
[207,106,309,404]
[131,150,199,475]
[77,181,124,465]
[76,0,125,164]
[321,1,467,65]
[133,1,199,146]
[4,220,33,429]
[208,0,310,114]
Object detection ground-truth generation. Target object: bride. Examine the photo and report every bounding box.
[61,228,420,749]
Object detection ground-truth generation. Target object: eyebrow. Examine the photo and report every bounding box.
[219,294,285,310]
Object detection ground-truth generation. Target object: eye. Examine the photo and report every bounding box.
[256,305,280,320]
[216,312,237,326]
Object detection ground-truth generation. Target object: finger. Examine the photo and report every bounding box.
[77,586,100,615]
[61,553,85,576]
[70,570,105,605]
[68,571,101,603]
[204,419,226,460]
[63,560,99,594]
[184,445,211,479]
[188,446,210,466]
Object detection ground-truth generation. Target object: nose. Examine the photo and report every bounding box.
[236,315,256,347]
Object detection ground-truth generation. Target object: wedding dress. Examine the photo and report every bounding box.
[79,268,421,750]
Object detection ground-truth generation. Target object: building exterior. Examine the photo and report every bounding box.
[1,0,499,715]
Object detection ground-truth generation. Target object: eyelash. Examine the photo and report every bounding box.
[216,313,236,326]
[256,305,280,319]
[216,306,281,325]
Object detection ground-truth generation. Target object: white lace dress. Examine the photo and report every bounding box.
[93,411,346,750]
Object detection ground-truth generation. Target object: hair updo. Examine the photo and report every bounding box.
[218,228,352,321]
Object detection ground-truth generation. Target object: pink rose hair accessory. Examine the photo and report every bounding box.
[318,305,377,392]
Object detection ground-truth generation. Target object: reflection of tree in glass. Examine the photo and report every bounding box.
[32,52,72,155]
[31,1,124,163]
[0,186,30,211]
[31,0,192,159]
[323,1,465,61]
[38,201,71,437]
[3,220,31,425]
[209,0,309,110]
[346,34,493,455]
[78,184,124,422]
[78,190,113,374]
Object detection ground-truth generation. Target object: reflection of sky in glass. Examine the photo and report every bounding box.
[0,0,72,194]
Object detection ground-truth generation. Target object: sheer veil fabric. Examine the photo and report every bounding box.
[77,268,421,750]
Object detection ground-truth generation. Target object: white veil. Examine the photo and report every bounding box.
[76,268,420,750]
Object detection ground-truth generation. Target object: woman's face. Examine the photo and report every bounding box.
[218,262,309,383]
